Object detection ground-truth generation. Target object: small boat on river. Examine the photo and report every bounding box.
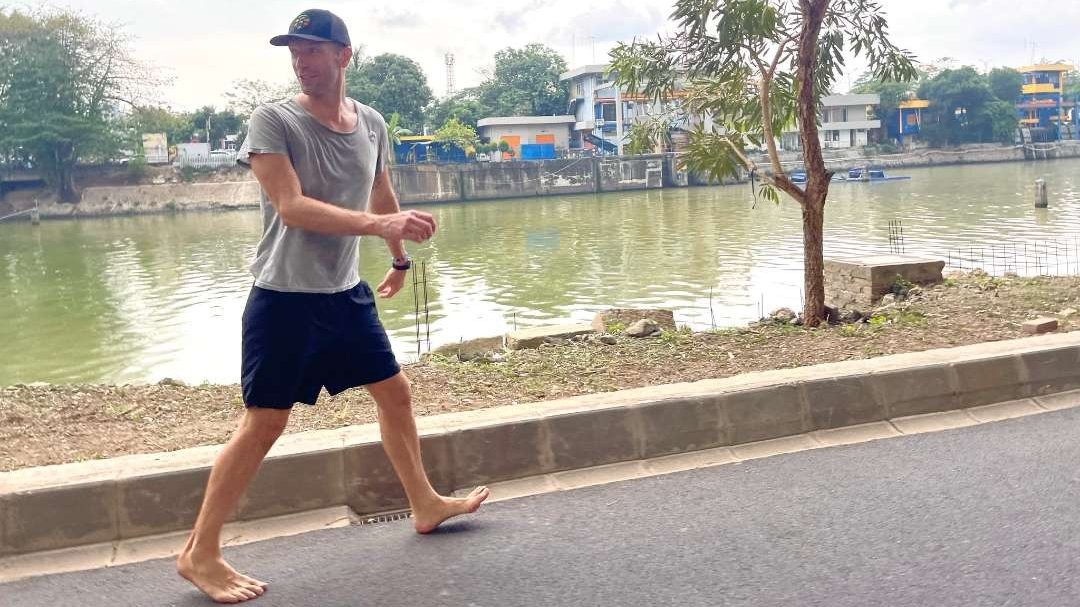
[788,167,911,184]
[845,167,911,182]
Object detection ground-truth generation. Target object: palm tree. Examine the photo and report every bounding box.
[386,112,413,146]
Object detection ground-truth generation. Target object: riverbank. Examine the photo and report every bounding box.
[0,155,669,219]
[4,143,1080,220]
[2,273,1078,472]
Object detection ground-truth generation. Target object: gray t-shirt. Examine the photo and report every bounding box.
[237,98,389,293]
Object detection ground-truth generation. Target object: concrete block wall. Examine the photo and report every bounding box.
[388,164,462,203]
[390,156,667,206]
[825,255,945,309]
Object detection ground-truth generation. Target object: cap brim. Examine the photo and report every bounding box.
[269,33,338,46]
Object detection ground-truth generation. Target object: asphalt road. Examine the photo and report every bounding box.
[5,406,1080,606]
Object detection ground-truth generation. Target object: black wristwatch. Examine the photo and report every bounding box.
[392,256,412,271]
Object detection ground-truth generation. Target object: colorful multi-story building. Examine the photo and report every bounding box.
[559,64,708,155]
[560,65,621,155]
[1016,63,1073,134]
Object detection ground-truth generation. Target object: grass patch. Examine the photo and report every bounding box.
[838,324,862,338]
[5,273,1080,471]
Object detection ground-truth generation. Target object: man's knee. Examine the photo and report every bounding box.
[376,393,412,415]
[241,407,291,446]
[370,373,413,414]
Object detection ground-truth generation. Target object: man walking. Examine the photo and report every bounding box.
[177,9,489,603]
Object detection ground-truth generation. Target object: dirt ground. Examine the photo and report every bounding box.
[3,273,1078,472]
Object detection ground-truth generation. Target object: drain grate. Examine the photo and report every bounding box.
[357,510,413,526]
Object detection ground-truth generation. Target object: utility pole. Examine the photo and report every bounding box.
[445,53,456,97]
[615,85,624,157]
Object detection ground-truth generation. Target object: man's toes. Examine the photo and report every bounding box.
[468,486,490,509]
[214,591,241,604]
[239,575,267,590]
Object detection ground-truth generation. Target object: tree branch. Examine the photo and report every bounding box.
[723,135,804,203]
[757,77,792,197]
[722,136,759,174]
[743,44,769,79]
[746,38,803,203]
[768,35,797,79]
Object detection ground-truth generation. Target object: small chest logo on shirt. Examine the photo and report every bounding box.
[368,130,377,143]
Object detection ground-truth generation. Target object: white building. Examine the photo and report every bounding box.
[560,64,714,156]
[561,65,622,154]
[141,133,169,164]
[475,116,575,159]
[175,142,210,163]
[780,94,881,151]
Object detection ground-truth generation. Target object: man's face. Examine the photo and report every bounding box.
[288,39,349,95]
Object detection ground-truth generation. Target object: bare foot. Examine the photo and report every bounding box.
[413,486,491,534]
[177,548,267,604]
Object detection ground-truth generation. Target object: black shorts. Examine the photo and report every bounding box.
[241,282,401,409]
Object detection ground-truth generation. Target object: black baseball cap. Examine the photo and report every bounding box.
[269,9,351,47]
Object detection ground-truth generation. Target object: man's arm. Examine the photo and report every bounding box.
[249,153,435,242]
[368,169,407,260]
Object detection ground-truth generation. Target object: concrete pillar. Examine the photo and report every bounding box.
[1035,179,1048,208]
[614,86,624,157]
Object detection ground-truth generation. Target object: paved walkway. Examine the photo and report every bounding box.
[5,404,1080,606]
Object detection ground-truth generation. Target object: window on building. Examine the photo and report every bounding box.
[601,103,616,122]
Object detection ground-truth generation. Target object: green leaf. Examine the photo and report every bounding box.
[433,117,478,150]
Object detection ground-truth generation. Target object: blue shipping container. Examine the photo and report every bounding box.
[520,143,556,160]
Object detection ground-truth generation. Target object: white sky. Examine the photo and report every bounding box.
[41,0,1080,111]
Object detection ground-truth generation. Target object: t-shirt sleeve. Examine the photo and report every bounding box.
[237,105,288,167]
[374,112,391,174]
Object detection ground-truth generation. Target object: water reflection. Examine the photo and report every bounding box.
[2,158,1080,385]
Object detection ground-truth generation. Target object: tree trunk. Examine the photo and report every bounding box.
[796,0,831,326]
[57,142,80,203]
[802,188,827,326]
[59,168,79,203]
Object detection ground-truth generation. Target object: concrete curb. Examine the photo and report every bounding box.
[3,332,1080,559]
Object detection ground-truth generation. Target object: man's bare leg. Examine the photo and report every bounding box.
[177,407,290,603]
[366,372,489,533]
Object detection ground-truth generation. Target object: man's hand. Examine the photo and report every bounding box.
[376,267,407,299]
[377,210,437,243]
